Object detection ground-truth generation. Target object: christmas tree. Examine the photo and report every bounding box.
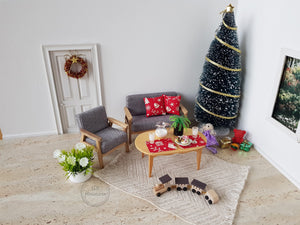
[194,4,241,128]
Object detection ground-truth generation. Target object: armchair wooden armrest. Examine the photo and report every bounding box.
[180,103,188,117]
[124,107,133,124]
[108,117,128,132]
[80,128,102,142]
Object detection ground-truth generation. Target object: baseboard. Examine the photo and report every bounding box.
[249,138,300,190]
[3,130,58,139]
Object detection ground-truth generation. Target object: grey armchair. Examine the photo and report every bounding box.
[75,106,129,169]
[124,91,188,144]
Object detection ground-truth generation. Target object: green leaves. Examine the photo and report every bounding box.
[58,145,94,178]
[169,115,191,131]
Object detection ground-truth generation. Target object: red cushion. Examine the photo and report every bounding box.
[144,96,166,117]
[163,95,181,115]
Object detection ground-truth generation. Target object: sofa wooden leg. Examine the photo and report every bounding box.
[129,132,132,144]
[125,142,129,153]
[126,122,132,144]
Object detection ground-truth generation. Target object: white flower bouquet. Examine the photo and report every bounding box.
[53,143,94,178]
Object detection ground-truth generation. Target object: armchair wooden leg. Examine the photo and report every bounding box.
[96,141,104,169]
[80,133,85,142]
[98,153,104,169]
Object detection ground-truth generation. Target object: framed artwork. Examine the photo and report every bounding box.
[269,49,300,142]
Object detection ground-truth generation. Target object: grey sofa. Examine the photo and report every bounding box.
[124,91,188,143]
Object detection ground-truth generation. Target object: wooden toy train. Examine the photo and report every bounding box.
[153,174,219,204]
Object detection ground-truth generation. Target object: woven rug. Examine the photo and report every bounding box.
[94,146,249,225]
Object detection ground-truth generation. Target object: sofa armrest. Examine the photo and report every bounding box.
[180,103,188,117]
[108,117,128,132]
[124,107,133,124]
[80,128,102,142]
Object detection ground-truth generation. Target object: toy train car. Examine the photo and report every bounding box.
[159,174,172,191]
[204,189,219,204]
[175,177,189,191]
[153,174,172,197]
[153,174,219,204]
[191,179,207,195]
[153,183,168,197]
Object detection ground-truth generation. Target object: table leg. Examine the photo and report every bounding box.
[197,149,202,170]
[142,153,144,158]
[149,155,153,177]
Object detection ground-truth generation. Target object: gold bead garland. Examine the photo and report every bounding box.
[222,20,237,30]
[199,81,241,98]
[215,35,241,53]
[205,57,242,72]
[196,100,238,120]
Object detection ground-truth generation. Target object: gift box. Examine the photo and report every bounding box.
[230,143,240,151]
[240,140,253,152]
[219,137,231,149]
[232,129,246,144]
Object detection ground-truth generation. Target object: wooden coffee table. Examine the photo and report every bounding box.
[134,128,207,177]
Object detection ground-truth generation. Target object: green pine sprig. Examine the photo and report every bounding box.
[169,115,191,131]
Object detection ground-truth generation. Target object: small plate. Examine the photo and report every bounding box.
[175,139,192,146]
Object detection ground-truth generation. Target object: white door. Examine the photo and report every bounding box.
[46,46,102,134]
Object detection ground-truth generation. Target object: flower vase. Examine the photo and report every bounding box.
[68,170,92,183]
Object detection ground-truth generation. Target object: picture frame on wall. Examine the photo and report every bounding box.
[269,48,300,143]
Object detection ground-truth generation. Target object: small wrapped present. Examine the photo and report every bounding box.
[230,143,240,151]
[232,129,246,144]
[240,140,253,152]
[219,137,231,149]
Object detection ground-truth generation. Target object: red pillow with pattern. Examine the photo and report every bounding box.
[144,96,166,117]
[163,95,181,115]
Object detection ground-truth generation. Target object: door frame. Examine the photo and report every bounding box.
[42,44,103,134]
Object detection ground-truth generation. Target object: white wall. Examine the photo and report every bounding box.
[237,0,300,188]
[1,0,299,188]
[0,0,237,137]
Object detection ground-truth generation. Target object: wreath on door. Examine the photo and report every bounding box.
[64,55,88,79]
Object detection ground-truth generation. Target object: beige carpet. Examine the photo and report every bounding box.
[94,146,249,225]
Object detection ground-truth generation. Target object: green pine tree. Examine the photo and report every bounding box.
[194,4,241,128]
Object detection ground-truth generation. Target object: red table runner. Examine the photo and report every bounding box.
[178,135,206,149]
[146,136,206,152]
[146,138,177,153]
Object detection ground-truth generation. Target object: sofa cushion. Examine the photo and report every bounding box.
[163,95,181,115]
[144,95,166,117]
[131,114,172,132]
[75,106,109,133]
[85,127,127,154]
[126,92,177,116]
